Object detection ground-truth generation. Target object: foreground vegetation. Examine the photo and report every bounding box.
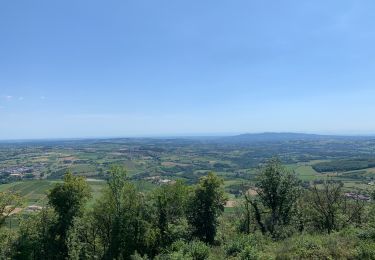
[1,158,375,259]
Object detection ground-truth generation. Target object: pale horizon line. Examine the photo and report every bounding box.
[1,131,375,142]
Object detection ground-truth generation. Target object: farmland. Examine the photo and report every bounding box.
[2,133,375,259]
[1,133,375,207]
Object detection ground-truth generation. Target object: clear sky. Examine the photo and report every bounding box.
[1,0,375,139]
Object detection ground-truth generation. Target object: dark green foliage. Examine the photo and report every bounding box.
[3,161,375,259]
[180,240,210,260]
[0,228,17,259]
[67,213,104,259]
[187,172,226,244]
[47,171,91,258]
[356,241,375,259]
[13,208,58,259]
[313,158,375,173]
[157,240,210,260]
[47,167,70,179]
[249,158,301,237]
[106,165,127,214]
[224,233,265,258]
[152,180,190,249]
[306,180,368,234]
[90,165,158,259]
[309,181,344,234]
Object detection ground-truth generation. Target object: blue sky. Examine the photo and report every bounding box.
[1,0,375,139]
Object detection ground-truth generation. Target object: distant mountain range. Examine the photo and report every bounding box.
[1,132,374,144]
[221,132,373,143]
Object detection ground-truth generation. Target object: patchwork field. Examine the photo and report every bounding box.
[2,135,375,207]
[0,179,106,207]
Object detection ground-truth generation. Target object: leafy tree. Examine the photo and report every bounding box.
[249,158,301,237]
[118,188,157,258]
[187,172,226,244]
[308,180,344,233]
[152,180,189,249]
[310,179,368,233]
[0,228,17,259]
[13,208,58,259]
[0,191,21,227]
[238,191,255,234]
[47,171,91,258]
[0,191,22,259]
[67,212,104,259]
[93,165,157,259]
[107,165,127,214]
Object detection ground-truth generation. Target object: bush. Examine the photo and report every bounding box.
[357,228,375,241]
[225,235,250,257]
[275,232,357,259]
[130,251,149,260]
[224,234,265,258]
[0,228,17,259]
[184,240,210,260]
[239,246,260,260]
[355,242,375,259]
[158,240,210,260]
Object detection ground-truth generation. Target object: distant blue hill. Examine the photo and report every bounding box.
[220,132,372,143]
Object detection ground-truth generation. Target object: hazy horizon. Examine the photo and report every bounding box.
[2,1,375,139]
[1,131,375,142]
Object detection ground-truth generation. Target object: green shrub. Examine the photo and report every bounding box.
[224,234,265,258]
[225,235,252,256]
[274,232,359,259]
[358,228,375,241]
[355,241,375,259]
[158,240,210,260]
[130,251,149,260]
[239,246,260,260]
[183,240,210,260]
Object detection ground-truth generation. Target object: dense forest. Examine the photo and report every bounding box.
[1,158,375,259]
[312,158,375,173]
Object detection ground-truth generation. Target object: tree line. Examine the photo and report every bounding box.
[1,158,375,259]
